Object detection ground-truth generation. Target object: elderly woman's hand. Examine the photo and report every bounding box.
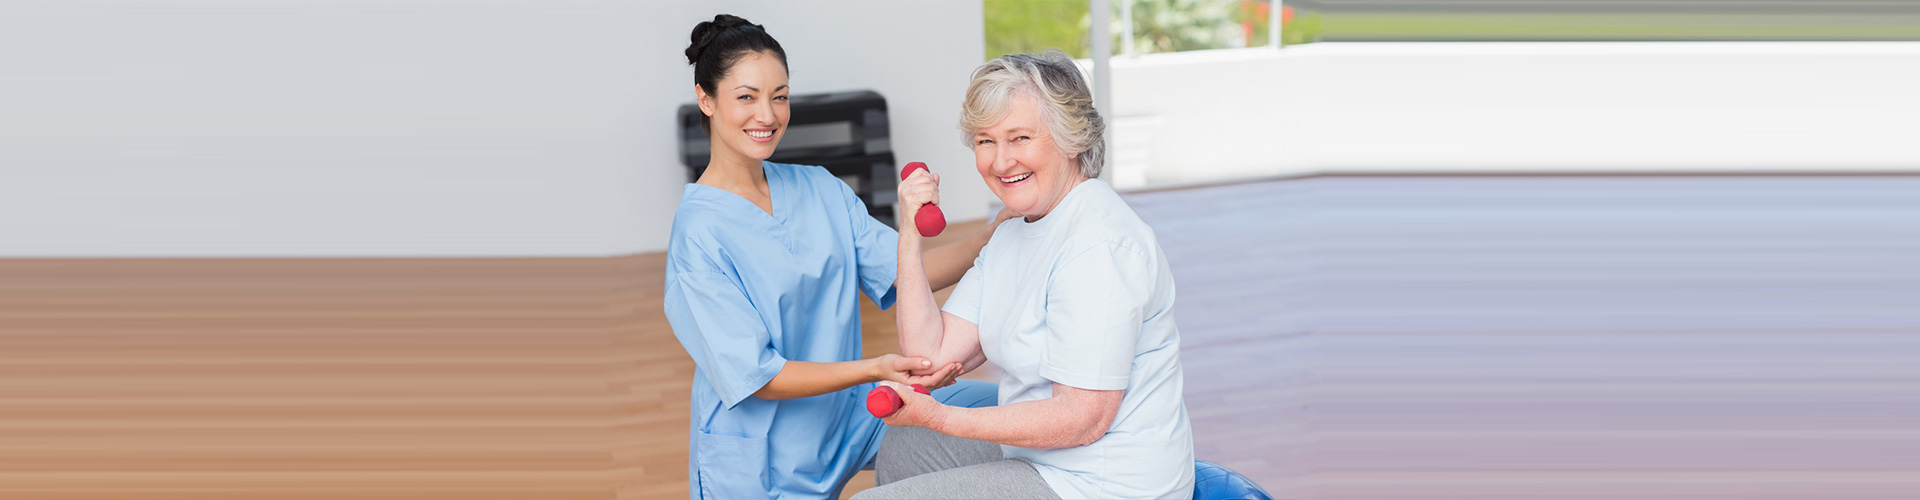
[896,166,941,237]
[877,381,947,429]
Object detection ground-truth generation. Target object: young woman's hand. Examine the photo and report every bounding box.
[905,361,965,390]
[869,353,935,385]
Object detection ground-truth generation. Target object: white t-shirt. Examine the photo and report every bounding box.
[943,179,1195,499]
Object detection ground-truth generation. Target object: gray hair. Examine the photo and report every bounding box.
[959,50,1106,179]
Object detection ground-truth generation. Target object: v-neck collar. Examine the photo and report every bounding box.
[687,160,783,222]
[683,161,800,253]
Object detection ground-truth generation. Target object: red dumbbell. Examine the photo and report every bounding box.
[899,162,947,237]
[866,383,931,418]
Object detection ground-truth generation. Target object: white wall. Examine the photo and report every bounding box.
[0,0,986,258]
[1109,42,1920,189]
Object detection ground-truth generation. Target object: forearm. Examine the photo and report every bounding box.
[928,397,1107,449]
[752,359,878,400]
[895,233,944,358]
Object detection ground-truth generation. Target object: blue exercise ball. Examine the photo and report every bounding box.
[1193,459,1274,500]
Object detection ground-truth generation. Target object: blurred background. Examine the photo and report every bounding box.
[2,0,1917,499]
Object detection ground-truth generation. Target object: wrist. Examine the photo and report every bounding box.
[927,404,955,433]
[900,221,926,244]
[865,357,885,384]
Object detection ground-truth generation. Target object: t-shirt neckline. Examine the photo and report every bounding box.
[1020,178,1103,238]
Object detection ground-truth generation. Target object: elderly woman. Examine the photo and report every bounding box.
[854,50,1194,499]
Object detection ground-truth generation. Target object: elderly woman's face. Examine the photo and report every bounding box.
[971,94,1083,222]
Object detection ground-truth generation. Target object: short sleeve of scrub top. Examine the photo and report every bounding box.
[665,267,788,409]
[837,176,898,309]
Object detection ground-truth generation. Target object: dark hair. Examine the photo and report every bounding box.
[686,14,788,130]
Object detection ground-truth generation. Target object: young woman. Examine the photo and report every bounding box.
[661,14,1008,500]
[858,51,1195,499]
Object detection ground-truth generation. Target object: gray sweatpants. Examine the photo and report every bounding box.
[852,425,1061,499]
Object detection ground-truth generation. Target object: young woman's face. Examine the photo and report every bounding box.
[697,51,789,163]
[971,94,1082,221]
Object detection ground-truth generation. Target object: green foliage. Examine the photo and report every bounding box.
[1112,0,1243,53]
[1316,13,1920,41]
[984,0,1091,59]
[985,0,1316,60]
[1232,2,1322,47]
[1284,10,1322,46]
[984,1,1913,56]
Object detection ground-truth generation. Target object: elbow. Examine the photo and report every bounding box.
[1046,413,1113,449]
[1038,385,1123,449]
[1065,432,1100,449]
[1043,424,1105,449]
[1074,415,1114,447]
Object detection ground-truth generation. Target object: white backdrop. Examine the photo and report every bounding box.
[1108,42,1920,189]
[0,0,988,257]
[8,2,1915,259]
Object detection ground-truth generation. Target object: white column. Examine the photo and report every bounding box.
[1270,0,1284,48]
[1090,0,1113,181]
[1120,0,1134,57]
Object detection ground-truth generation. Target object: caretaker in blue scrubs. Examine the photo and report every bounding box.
[664,15,1006,499]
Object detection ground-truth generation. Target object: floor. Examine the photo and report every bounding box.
[4,175,1917,499]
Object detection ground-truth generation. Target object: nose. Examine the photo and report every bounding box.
[994,144,1018,174]
[977,147,1004,178]
[752,100,773,125]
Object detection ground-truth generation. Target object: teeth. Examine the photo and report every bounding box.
[1001,173,1032,183]
[747,130,773,138]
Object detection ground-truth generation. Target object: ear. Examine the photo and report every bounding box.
[695,84,715,118]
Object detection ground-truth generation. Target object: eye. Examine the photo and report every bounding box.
[773,95,789,102]
[737,95,753,101]
[975,139,994,146]
[1013,136,1031,143]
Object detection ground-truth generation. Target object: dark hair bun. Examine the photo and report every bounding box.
[686,14,755,65]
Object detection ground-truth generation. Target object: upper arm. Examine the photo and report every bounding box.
[934,310,985,368]
[934,265,989,367]
[940,263,986,326]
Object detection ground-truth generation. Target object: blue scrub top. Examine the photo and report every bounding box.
[663,161,899,499]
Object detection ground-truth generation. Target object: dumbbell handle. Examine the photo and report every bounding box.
[866,383,931,418]
[900,162,947,237]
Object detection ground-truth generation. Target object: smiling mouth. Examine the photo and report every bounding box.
[1000,172,1032,184]
[746,129,775,139]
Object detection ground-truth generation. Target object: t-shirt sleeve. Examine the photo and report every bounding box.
[1040,242,1152,391]
[939,256,987,325]
[664,270,789,409]
[842,181,899,309]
